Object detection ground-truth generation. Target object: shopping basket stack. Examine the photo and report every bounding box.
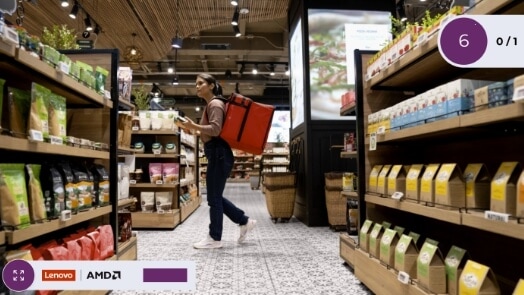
[324,172,346,229]
[263,172,296,223]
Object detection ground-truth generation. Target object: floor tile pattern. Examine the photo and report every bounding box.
[111,183,371,295]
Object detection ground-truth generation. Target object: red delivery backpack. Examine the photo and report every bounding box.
[214,93,275,155]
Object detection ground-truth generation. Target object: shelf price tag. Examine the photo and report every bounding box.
[129,180,137,185]
[397,271,410,285]
[484,210,509,223]
[369,133,377,151]
[439,15,524,68]
[49,135,63,145]
[153,150,161,155]
[377,126,386,135]
[391,192,404,201]
[155,180,163,185]
[28,130,44,142]
[57,61,70,75]
[131,126,139,131]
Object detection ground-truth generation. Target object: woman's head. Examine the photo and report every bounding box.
[196,73,223,99]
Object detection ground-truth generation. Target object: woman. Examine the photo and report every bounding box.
[177,73,256,249]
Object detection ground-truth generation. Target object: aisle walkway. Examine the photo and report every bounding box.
[111,183,370,295]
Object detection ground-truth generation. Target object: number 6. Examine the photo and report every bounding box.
[459,34,469,47]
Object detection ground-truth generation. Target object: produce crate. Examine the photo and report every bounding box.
[325,186,346,227]
[264,184,296,223]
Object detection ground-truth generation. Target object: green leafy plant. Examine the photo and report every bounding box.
[390,16,407,39]
[41,24,80,50]
[421,10,442,29]
[132,85,150,110]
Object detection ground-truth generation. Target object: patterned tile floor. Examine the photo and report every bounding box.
[111,183,371,295]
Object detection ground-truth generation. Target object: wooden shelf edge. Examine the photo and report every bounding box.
[131,210,180,229]
[135,153,179,158]
[341,191,359,198]
[6,206,112,245]
[340,151,357,158]
[0,39,16,57]
[130,183,178,188]
[119,99,135,110]
[459,103,524,127]
[118,236,137,253]
[0,136,110,159]
[0,231,5,245]
[340,102,356,116]
[380,116,460,142]
[462,211,524,240]
[117,198,137,209]
[365,194,461,225]
[132,130,177,135]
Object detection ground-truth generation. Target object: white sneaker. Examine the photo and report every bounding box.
[238,219,257,243]
[193,235,222,249]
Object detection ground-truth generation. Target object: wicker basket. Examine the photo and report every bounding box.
[325,187,346,226]
[264,184,296,218]
[264,172,295,186]
[324,172,343,190]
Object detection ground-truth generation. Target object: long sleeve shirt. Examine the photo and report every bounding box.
[199,98,226,143]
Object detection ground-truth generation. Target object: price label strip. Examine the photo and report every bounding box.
[438,15,524,68]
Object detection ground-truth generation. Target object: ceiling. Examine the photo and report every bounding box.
[3,0,457,112]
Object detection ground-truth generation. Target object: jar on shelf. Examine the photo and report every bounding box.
[134,169,143,182]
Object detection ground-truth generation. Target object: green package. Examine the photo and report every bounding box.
[95,66,109,94]
[26,164,47,223]
[7,87,31,138]
[48,93,67,141]
[0,164,31,229]
[29,83,50,141]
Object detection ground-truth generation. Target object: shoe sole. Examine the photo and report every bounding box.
[238,220,257,243]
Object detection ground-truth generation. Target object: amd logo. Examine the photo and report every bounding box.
[86,271,121,280]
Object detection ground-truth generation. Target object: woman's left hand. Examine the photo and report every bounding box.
[176,116,195,132]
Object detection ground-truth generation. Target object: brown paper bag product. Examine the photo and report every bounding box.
[377,165,392,195]
[435,163,466,209]
[29,83,50,141]
[379,226,404,266]
[417,240,447,294]
[464,164,491,209]
[395,234,420,279]
[48,93,67,141]
[7,87,31,138]
[0,164,31,229]
[420,164,440,206]
[387,165,409,197]
[368,165,383,193]
[445,246,468,295]
[518,172,524,217]
[359,220,374,252]
[491,162,522,215]
[368,221,391,258]
[474,85,489,111]
[406,164,425,203]
[459,260,501,295]
[26,164,47,223]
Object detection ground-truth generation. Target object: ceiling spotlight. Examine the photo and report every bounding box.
[285,65,290,76]
[252,64,258,75]
[231,0,238,5]
[171,36,183,49]
[60,0,69,7]
[269,64,275,76]
[84,16,93,31]
[94,25,101,35]
[69,1,79,19]
[130,48,137,55]
[172,76,179,85]
[195,106,201,112]
[231,7,240,26]
[233,25,241,37]
[167,63,174,73]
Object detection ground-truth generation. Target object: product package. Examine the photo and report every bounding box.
[0,164,31,229]
[149,163,163,184]
[92,164,110,206]
[72,165,93,211]
[57,162,78,214]
[464,163,491,209]
[387,165,409,197]
[379,226,404,266]
[395,234,420,279]
[40,164,65,219]
[359,220,374,252]
[7,87,31,138]
[140,191,155,212]
[417,240,446,294]
[95,66,109,94]
[445,245,468,295]
[435,163,465,209]
[420,163,440,205]
[406,164,425,202]
[368,221,391,258]
[376,165,392,195]
[48,93,67,142]
[155,191,173,213]
[162,163,179,184]
[368,165,383,193]
[490,162,521,215]
[28,83,50,141]
[26,164,47,223]
[459,260,500,295]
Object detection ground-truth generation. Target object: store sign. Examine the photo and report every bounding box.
[77,40,94,49]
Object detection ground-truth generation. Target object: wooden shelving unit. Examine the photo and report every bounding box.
[340,151,358,158]
[130,183,178,188]
[0,231,5,245]
[341,191,359,199]
[340,102,356,116]
[131,210,181,229]
[117,236,138,260]
[180,195,202,222]
[339,233,357,268]
[462,211,524,241]
[135,153,180,158]
[117,198,137,209]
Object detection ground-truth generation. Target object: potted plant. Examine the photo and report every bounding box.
[132,86,151,130]
[41,24,80,50]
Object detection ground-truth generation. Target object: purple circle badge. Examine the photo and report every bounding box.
[2,259,35,292]
[439,17,488,66]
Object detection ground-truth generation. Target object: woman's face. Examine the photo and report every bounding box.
[195,77,214,98]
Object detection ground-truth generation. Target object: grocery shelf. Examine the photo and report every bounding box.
[117,146,135,155]
[462,211,524,241]
[135,153,179,158]
[341,191,358,199]
[118,236,137,253]
[0,231,5,245]
[181,140,196,148]
[262,162,290,166]
[117,198,137,209]
[365,194,461,225]
[132,130,177,135]
[459,103,524,127]
[130,183,178,188]
[180,196,202,222]
[5,206,112,245]
[0,39,15,57]
[131,210,180,229]
[339,233,357,267]
[119,98,134,110]
[354,248,440,295]
[117,236,137,261]
[340,102,356,116]
[340,151,357,158]
[0,135,110,159]
[262,152,289,156]
[6,49,112,108]
[379,117,461,143]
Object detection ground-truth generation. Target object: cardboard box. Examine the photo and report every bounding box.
[406,164,425,202]
[359,220,374,252]
[474,85,489,111]
[395,234,419,279]
[417,241,447,294]
[435,163,466,209]
[369,165,383,193]
[368,221,391,258]
[420,164,440,206]
[387,165,409,197]
[379,226,404,267]
[446,79,493,117]
[459,260,501,295]
[377,165,392,195]
[464,164,491,209]
[517,171,524,217]
[490,162,522,215]
[445,246,468,295]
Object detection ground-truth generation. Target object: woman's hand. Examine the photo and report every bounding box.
[176,116,195,133]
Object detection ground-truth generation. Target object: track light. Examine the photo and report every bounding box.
[60,0,69,7]
[84,16,93,31]
[231,0,238,5]
[285,65,290,76]
[171,36,183,49]
[252,64,258,75]
[231,7,240,26]
[269,64,275,76]
[167,63,174,73]
[172,76,179,85]
[69,2,79,19]
[233,25,241,37]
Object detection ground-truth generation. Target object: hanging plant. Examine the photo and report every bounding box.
[41,24,80,50]
[132,85,150,111]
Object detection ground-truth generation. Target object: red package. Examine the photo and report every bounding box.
[65,240,82,260]
[87,231,101,260]
[20,244,42,260]
[97,224,115,260]
[42,245,69,260]
[77,236,95,260]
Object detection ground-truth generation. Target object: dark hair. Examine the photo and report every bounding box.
[197,73,223,96]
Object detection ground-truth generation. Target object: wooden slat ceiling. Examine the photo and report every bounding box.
[4,0,291,99]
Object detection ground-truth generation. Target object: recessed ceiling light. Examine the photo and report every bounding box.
[239,8,249,14]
